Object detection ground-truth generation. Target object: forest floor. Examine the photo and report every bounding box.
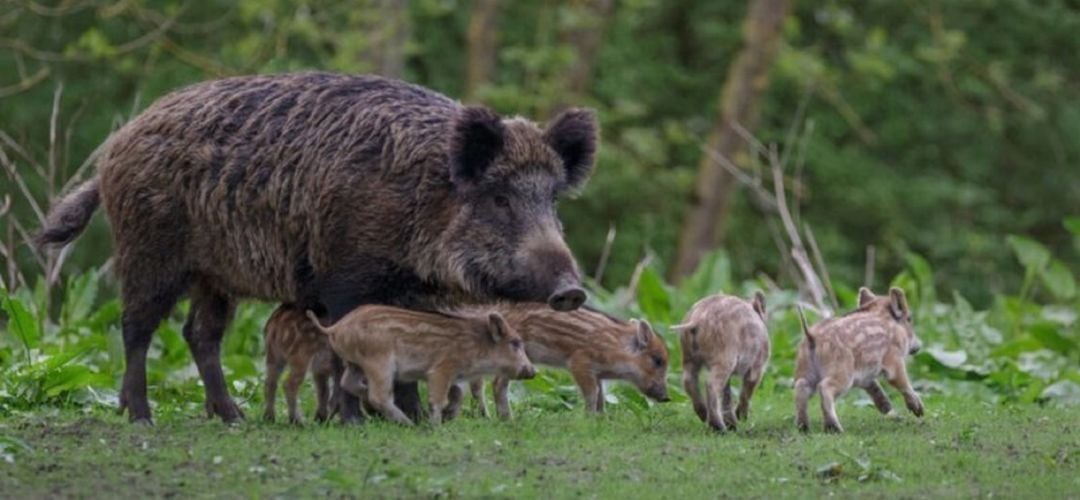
[0,390,1077,498]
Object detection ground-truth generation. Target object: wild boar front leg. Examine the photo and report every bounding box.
[884,357,923,417]
[862,380,893,415]
[682,360,706,423]
[493,376,512,420]
[426,369,455,425]
[569,360,602,413]
[470,379,488,418]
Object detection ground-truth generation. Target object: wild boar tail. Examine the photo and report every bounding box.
[305,310,332,335]
[796,305,814,350]
[35,177,101,249]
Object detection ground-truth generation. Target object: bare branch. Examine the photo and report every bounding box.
[593,224,616,283]
[803,222,839,310]
[0,66,50,99]
[864,245,876,288]
[620,253,654,310]
[48,83,63,201]
[0,147,47,224]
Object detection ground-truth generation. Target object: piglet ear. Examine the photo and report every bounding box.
[632,319,654,351]
[857,287,876,308]
[449,106,506,186]
[544,108,598,190]
[752,291,767,320]
[888,287,909,320]
[487,313,509,343]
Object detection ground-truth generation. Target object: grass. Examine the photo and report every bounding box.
[1,388,1077,498]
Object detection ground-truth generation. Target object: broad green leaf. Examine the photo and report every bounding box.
[2,297,41,350]
[636,267,672,324]
[1041,380,1080,406]
[61,271,100,325]
[1040,259,1076,301]
[1006,235,1050,273]
[924,346,967,368]
[1028,323,1076,355]
[1064,216,1080,237]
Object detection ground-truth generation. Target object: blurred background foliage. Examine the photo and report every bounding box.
[0,1,1078,412]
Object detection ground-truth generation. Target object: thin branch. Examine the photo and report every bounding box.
[0,147,47,224]
[803,222,838,310]
[48,83,63,201]
[620,253,654,310]
[0,66,50,99]
[864,245,876,288]
[5,212,47,271]
[593,224,616,283]
[0,130,48,180]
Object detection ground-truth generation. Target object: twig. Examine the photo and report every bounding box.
[864,245,876,288]
[0,130,48,180]
[620,253,654,309]
[0,147,47,224]
[593,224,616,283]
[0,66,50,99]
[49,83,63,201]
[5,211,47,271]
[699,145,777,213]
[769,144,830,315]
[803,222,838,310]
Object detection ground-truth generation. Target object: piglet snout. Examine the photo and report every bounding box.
[517,365,537,380]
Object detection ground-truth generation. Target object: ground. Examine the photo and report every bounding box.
[0,389,1077,498]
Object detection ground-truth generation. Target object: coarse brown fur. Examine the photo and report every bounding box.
[263,304,336,424]
[794,287,924,433]
[675,291,769,432]
[306,306,535,425]
[36,72,599,424]
[456,303,669,419]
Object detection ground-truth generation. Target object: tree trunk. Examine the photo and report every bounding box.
[550,0,615,114]
[358,0,410,79]
[671,0,791,280]
[464,0,501,102]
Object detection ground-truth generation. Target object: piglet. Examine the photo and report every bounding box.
[263,304,337,424]
[675,291,770,432]
[481,303,670,419]
[306,306,535,425]
[794,287,924,433]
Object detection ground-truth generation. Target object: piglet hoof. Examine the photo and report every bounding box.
[910,402,925,418]
[796,422,809,433]
[723,414,738,430]
[823,422,843,434]
[288,416,303,426]
[262,411,276,423]
[131,417,154,427]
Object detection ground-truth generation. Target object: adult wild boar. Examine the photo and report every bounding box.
[37,72,597,424]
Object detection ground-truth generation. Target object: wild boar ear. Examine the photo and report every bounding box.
[752,291,767,320]
[633,319,654,350]
[857,287,876,308]
[449,106,506,186]
[544,108,598,190]
[888,287,909,320]
[487,313,509,342]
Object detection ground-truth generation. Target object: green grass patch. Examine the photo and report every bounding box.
[1,391,1076,498]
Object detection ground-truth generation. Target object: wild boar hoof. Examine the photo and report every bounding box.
[824,423,843,433]
[131,417,154,427]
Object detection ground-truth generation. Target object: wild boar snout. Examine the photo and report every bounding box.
[517,363,537,380]
[646,382,670,402]
[520,222,586,311]
[909,337,922,355]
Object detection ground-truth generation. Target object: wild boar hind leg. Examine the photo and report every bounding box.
[183,281,243,423]
[681,361,707,423]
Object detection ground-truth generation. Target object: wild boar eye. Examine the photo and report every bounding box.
[651,355,664,368]
[494,195,510,209]
[511,339,523,349]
